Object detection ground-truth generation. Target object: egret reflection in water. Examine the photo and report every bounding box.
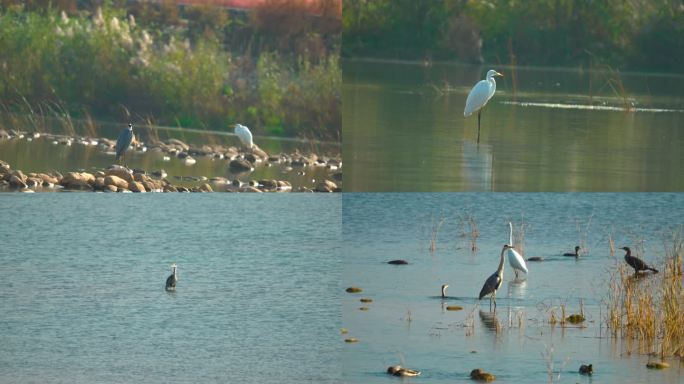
[461,141,492,190]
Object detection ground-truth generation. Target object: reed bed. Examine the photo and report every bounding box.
[605,229,684,357]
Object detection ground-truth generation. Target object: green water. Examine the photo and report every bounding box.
[343,60,684,191]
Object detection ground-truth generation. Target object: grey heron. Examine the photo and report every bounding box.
[165,263,178,291]
[464,69,503,144]
[620,247,658,274]
[563,246,581,257]
[115,123,134,166]
[441,284,449,298]
[479,244,514,309]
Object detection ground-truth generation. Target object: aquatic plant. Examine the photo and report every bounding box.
[604,229,684,357]
[429,214,446,253]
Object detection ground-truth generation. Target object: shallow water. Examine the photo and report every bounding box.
[343,60,684,191]
[0,194,341,383]
[0,121,340,190]
[342,193,684,383]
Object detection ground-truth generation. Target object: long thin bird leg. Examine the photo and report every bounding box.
[493,291,497,309]
[477,111,481,144]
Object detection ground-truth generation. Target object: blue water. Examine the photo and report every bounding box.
[342,193,684,383]
[0,194,341,383]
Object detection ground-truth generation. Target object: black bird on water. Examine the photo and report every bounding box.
[165,264,178,291]
[563,246,581,257]
[620,247,658,274]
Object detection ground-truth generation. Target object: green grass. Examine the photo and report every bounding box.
[0,5,340,140]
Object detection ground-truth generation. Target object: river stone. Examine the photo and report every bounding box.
[104,175,129,190]
[199,183,213,192]
[259,179,278,191]
[94,177,106,190]
[104,184,118,192]
[9,175,28,189]
[229,159,253,173]
[105,168,135,183]
[315,180,337,192]
[10,170,27,183]
[239,186,262,193]
[166,138,189,151]
[163,185,178,192]
[128,181,146,192]
[61,172,95,190]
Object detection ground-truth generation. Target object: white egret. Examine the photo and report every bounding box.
[479,244,514,309]
[620,247,658,274]
[464,69,503,143]
[233,123,254,148]
[507,222,528,277]
[165,263,177,291]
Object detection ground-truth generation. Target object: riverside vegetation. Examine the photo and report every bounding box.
[0,1,341,140]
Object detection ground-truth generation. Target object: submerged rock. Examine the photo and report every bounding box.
[387,365,421,377]
[229,159,253,173]
[470,368,495,381]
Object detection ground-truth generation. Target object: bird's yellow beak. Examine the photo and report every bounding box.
[495,71,504,77]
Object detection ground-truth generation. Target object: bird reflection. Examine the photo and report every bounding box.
[479,309,501,333]
[461,141,492,190]
[507,278,527,299]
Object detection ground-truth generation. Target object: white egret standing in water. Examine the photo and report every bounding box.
[507,222,528,277]
[464,70,503,143]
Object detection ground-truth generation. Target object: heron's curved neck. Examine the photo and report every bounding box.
[624,249,631,257]
[441,286,447,298]
[497,248,506,277]
[509,222,514,245]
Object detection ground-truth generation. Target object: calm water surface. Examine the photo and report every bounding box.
[343,60,684,191]
[342,193,684,383]
[0,194,341,383]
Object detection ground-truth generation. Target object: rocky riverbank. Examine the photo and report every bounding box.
[0,129,342,193]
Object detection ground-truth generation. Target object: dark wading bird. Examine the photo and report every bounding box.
[479,244,514,309]
[165,263,178,291]
[115,123,134,166]
[464,69,504,144]
[563,246,581,257]
[621,247,658,274]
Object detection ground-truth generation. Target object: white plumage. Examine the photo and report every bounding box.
[464,70,502,117]
[234,123,254,148]
[507,222,528,277]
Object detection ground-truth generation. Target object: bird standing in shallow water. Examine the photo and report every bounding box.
[165,263,178,291]
[464,69,503,144]
[441,284,449,298]
[479,244,514,309]
[115,123,134,166]
[563,246,581,257]
[507,222,528,278]
[621,247,658,274]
